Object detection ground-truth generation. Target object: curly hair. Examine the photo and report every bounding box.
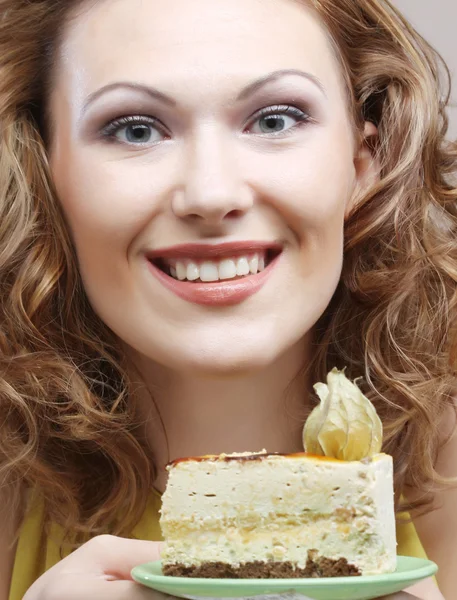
[0,0,456,540]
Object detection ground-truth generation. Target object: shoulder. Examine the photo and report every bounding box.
[410,401,457,597]
[0,484,22,600]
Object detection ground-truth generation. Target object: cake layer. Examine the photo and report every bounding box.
[162,519,393,574]
[160,452,397,576]
[163,552,361,578]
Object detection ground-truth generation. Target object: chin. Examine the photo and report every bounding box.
[181,351,277,377]
[120,312,311,379]
[166,333,299,378]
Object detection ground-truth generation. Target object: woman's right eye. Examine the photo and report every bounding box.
[101,116,168,146]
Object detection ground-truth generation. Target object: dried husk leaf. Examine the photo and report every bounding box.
[303,368,383,461]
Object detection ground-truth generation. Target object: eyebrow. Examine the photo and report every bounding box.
[82,83,177,115]
[236,69,327,101]
[82,68,327,115]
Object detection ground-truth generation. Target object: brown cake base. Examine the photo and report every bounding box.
[163,550,361,579]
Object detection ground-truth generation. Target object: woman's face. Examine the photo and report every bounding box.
[49,0,374,373]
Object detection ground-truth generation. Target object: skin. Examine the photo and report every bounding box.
[3,0,453,598]
[50,0,360,378]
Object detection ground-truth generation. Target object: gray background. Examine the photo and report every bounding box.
[393,0,457,139]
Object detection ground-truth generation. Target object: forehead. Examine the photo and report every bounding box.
[57,0,344,104]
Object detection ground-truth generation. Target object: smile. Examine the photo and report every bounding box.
[146,242,282,306]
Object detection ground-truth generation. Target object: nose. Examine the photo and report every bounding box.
[171,132,254,226]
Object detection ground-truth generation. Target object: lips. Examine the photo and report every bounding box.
[146,241,282,306]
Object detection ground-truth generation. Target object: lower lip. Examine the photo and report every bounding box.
[147,257,280,307]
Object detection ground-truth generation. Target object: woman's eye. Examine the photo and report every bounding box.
[121,123,158,144]
[101,117,167,145]
[247,105,310,136]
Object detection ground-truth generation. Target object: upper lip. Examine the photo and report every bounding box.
[146,241,283,260]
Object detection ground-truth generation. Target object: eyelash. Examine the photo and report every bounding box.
[99,104,312,145]
[246,105,311,135]
[100,115,165,141]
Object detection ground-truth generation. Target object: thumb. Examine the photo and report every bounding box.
[69,535,164,580]
[378,594,422,599]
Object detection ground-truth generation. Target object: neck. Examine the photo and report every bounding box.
[129,340,311,492]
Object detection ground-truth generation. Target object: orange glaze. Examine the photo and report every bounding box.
[167,451,355,467]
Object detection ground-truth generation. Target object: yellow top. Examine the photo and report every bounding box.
[9,493,427,600]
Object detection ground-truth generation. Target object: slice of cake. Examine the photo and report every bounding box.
[160,451,396,577]
[160,369,397,578]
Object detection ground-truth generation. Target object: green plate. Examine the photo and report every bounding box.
[131,557,437,599]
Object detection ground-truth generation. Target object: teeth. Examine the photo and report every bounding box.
[176,262,187,281]
[200,262,219,282]
[249,256,259,274]
[186,262,199,281]
[219,259,237,280]
[236,257,250,276]
[169,253,268,282]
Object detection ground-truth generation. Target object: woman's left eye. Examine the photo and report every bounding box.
[247,105,310,136]
[100,116,167,145]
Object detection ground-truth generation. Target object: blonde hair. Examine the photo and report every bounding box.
[307,0,457,510]
[0,0,456,540]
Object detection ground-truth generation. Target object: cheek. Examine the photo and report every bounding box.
[259,132,355,297]
[51,147,166,286]
[248,130,355,254]
[53,151,161,238]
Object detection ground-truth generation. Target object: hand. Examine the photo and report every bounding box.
[376,577,445,600]
[23,535,173,599]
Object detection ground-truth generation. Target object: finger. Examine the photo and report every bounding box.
[405,577,444,600]
[379,593,421,599]
[47,574,176,600]
[64,536,164,580]
[23,539,166,600]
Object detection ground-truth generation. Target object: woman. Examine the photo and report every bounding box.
[0,0,455,598]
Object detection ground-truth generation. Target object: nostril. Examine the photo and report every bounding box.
[186,209,243,222]
[226,209,244,219]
